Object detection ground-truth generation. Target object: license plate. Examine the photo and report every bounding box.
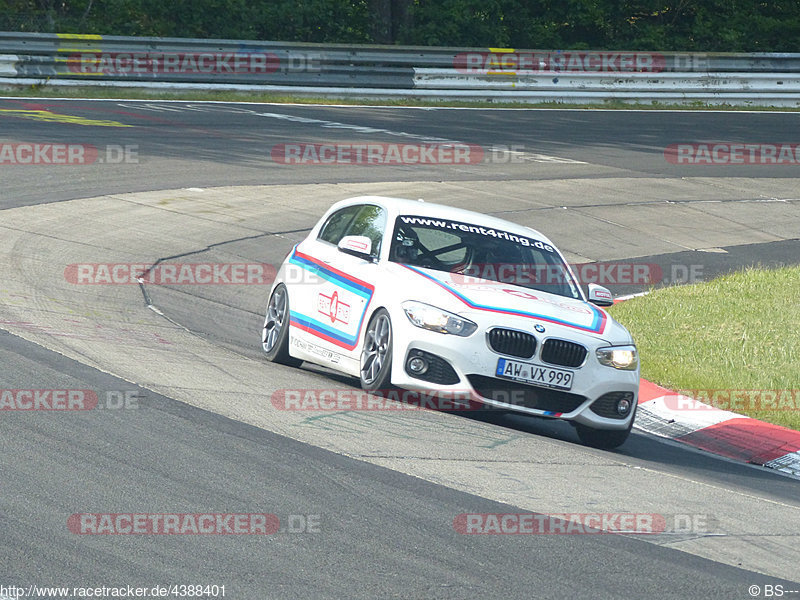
[495,358,574,391]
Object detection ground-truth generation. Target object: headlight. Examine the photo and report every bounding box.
[596,345,638,370]
[402,301,477,336]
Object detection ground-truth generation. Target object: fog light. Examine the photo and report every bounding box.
[616,398,632,416]
[408,357,428,374]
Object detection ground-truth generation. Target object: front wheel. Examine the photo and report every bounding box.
[262,283,301,367]
[575,417,634,450]
[360,309,393,391]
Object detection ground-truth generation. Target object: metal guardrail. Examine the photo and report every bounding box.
[1,32,800,106]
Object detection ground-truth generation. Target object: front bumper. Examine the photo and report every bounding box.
[389,313,639,430]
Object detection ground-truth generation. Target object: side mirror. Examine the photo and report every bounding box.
[337,235,374,261]
[587,283,614,307]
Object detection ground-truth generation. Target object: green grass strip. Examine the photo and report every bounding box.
[610,265,800,431]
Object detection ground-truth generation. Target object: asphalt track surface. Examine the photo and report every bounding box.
[1,99,799,599]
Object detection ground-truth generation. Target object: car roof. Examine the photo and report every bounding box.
[329,195,557,246]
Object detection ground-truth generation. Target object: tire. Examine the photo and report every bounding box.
[575,417,634,450]
[262,283,301,367]
[360,309,393,392]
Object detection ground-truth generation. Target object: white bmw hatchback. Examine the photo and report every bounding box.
[263,196,639,449]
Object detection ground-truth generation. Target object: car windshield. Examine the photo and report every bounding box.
[389,215,581,299]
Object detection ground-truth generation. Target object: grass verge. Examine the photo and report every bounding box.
[609,265,800,431]
[1,84,799,110]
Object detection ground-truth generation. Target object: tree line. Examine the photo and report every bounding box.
[2,0,799,52]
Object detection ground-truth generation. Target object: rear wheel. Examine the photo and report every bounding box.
[360,309,393,392]
[262,284,301,367]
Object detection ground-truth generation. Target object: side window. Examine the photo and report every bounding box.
[318,205,361,245]
[345,205,387,257]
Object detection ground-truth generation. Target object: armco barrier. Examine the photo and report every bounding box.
[1,32,799,106]
[0,53,18,76]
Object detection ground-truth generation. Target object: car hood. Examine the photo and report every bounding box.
[395,264,630,342]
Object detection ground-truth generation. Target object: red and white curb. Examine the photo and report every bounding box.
[635,379,800,477]
[614,290,800,476]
